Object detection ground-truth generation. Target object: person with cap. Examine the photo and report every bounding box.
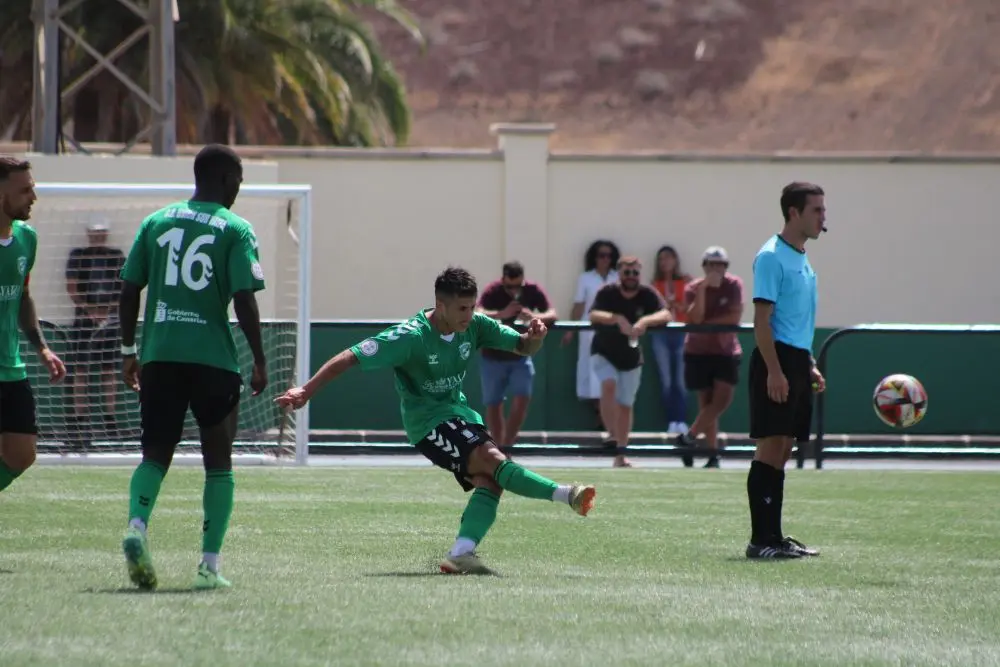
[65,218,126,443]
[674,245,744,468]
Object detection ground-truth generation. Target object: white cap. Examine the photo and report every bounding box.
[702,245,729,263]
[87,219,109,232]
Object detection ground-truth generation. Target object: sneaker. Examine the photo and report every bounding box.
[568,484,597,516]
[781,536,819,557]
[122,526,157,590]
[675,433,694,468]
[703,456,720,469]
[194,562,232,589]
[440,552,497,575]
[746,542,802,559]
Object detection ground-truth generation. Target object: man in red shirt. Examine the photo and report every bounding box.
[476,262,557,456]
[676,247,744,468]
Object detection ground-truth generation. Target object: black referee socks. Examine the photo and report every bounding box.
[747,460,785,545]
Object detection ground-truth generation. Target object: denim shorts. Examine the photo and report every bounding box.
[479,356,535,406]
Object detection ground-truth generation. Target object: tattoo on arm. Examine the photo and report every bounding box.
[515,334,544,356]
[18,289,46,352]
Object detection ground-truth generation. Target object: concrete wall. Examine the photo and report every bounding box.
[14,127,1000,326]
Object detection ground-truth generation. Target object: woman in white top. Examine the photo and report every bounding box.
[561,240,621,428]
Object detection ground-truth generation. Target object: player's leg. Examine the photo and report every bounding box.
[190,364,243,589]
[123,362,187,589]
[775,357,819,557]
[0,380,40,493]
[501,358,534,450]
[746,348,801,559]
[480,357,508,453]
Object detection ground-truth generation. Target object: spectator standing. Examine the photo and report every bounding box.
[561,240,620,434]
[650,245,691,434]
[676,247,744,468]
[589,256,672,468]
[65,220,125,442]
[477,261,557,457]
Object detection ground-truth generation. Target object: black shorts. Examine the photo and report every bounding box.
[684,354,741,391]
[414,418,492,492]
[0,379,38,435]
[748,342,813,442]
[140,362,243,445]
[68,318,120,371]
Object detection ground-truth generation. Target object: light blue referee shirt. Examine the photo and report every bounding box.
[752,234,817,352]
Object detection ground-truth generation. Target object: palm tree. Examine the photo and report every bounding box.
[0,0,422,147]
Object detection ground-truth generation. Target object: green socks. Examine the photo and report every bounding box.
[493,460,558,500]
[0,460,23,493]
[457,488,500,545]
[128,461,167,526]
[202,469,235,554]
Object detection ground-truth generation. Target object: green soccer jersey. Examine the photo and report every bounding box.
[120,200,266,373]
[350,310,522,444]
[0,221,37,382]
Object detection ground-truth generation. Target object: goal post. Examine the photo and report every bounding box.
[28,182,312,466]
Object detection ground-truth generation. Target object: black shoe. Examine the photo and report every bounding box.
[746,542,802,559]
[781,536,819,557]
[703,456,720,469]
[675,433,694,467]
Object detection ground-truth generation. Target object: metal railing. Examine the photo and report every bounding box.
[809,324,1000,470]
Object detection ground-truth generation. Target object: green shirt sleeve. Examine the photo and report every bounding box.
[350,321,418,370]
[120,219,150,288]
[473,312,521,353]
[228,223,266,295]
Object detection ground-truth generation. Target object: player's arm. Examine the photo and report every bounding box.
[751,254,783,373]
[475,312,543,357]
[229,225,268,392]
[18,282,47,353]
[119,281,142,350]
[118,220,150,354]
[300,349,360,398]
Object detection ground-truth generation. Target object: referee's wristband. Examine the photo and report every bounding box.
[121,344,138,356]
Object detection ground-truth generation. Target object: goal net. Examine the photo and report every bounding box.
[27,183,311,465]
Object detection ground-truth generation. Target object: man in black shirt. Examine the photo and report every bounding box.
[589,255,672,468]
[65,220,126,442]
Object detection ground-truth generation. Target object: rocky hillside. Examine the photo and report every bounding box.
[366,0,1000,151]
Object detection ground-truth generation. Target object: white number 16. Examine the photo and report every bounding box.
[156,227,216,291]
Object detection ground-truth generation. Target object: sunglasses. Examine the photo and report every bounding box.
[597,252,612,258]
[621,269,640,277]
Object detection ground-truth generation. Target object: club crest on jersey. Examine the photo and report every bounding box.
[459,342,471,360]
[16,256,26,276]
[359,339,378,356]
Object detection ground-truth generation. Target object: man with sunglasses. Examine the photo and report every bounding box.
[476,261,557,456]
[589,256,672,468]
[675,246,744,468]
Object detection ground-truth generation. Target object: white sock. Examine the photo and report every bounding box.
[448,538,477,558]
[551,485,572,505]
[128,518,147,534]
[202,553,220,572]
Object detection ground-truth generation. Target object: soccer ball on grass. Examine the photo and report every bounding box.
[872,374,928,428]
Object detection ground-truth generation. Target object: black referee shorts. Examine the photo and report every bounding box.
[748,342,813,442]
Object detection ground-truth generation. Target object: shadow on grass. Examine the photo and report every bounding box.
[83,586,205,595]
[722,556,804,564]
[0,569,14,574]
[365,571,502,578]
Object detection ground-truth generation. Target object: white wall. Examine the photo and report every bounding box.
[16,131,1000,326]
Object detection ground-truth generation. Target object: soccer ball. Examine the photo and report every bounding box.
[872,374,928,428]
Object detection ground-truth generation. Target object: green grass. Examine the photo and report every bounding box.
[2,465,999,667]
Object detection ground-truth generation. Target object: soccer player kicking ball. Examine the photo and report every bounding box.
[275,267,597,575]
[118,145,268,590]
[0,157,67,495]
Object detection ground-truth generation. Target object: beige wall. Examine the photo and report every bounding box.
[15,129,1000,326]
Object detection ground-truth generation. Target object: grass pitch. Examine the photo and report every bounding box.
[2,463,999,667]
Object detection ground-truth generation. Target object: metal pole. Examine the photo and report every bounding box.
[31,0,60,154]
[150,0,177,155]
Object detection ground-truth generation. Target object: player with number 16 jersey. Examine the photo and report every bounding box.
[118,145,268,592]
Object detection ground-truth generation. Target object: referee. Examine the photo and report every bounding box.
[745,182,827,560]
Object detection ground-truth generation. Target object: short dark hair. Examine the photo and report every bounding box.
[584,239,620,272]
[0,156,31,182]
[502,261,524,279]
[194,144,241,187]
[780,182,824,222]
[435,267,478,299]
